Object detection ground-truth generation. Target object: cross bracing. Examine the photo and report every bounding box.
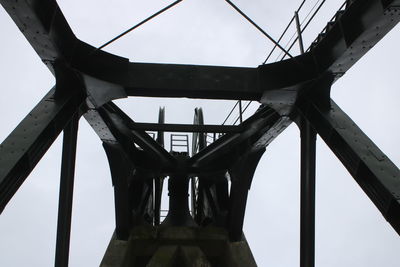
[0,0,399,266]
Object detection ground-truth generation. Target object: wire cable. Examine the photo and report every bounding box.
[306,0,347,51]
[280,0,327,60]
[93,0,183,53]
[222,101,239,125]
[276,0,325,61]
[224,0,293,59]
[233,101,252,125]
[277,0,322,60]
[263,0,307,64]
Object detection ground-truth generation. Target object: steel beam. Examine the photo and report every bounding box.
[299,119,316,267]
[154,173,162,225]
[55,113,79,267]
[86,106,158,228]
[129,122,242,133]
[195,175,229,227]
[85,106,173,175]
[99,103,176,168]
[0,0,77,74]
[103,143,133,240]
[0,87,84,213]
[129,174,154,224]
[192,108,207,154]
[297,98,400,235]
[189,106,290,172]
[192,108,206,222]
[154,107,165,226]
[2,0,400,103]
[308,0,400,80]
[228,149,265,241]
[124,63,260,100]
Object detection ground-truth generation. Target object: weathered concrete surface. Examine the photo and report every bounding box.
[146,246,178,267]
[180,246,212,267]
[100,233,129,267]
[100,226,257,267]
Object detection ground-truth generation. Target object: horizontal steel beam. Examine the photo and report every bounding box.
[124,63,260,100]
[297,98,400,235]
[3,0,399,103]
[129,122,242,133]
[0,87,84,213]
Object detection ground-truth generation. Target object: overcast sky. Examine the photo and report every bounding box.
[0,0,399,266]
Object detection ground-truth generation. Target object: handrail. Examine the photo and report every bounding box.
[263,0,307,64]
[279,0,327,60]
[306,0,348,52]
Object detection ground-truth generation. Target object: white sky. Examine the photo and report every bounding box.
[0,0,399,266]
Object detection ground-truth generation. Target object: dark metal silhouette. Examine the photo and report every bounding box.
[1,0,400,266]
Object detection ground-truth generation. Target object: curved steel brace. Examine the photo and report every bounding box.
[228,148,266,241]
[103,142,133,240]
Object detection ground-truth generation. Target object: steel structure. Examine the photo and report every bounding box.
[0,0,400,266]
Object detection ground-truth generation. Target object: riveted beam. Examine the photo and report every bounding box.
[189,106,290,173]
[297,98,400,235]
[0,87,84,213]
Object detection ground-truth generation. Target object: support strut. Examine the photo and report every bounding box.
[299,119,316,267]
[55,114,80,267]
[297,98,400,235]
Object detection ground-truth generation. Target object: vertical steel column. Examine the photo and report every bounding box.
[154,107,165,225]
[295,11,305,54]
[299,119,316,267]
[297,9,315,264]
[238,100,243,124]
[55,114,79,267]
[154,178,162,225]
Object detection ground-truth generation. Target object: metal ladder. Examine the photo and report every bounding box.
[170,134,189,154]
